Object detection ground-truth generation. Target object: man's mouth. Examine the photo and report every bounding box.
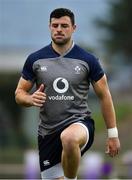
[55,34,64,38]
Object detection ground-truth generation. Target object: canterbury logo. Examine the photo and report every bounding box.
[53,77,69,93]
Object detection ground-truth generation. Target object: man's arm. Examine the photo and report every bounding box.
[15,77,46,107]
[92,74,120,157]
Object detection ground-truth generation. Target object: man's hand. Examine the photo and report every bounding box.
[105,137,120,157]
[31,84,47,107]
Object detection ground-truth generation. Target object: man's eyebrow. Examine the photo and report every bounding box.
[51,23,69,27]
[51,22,69,24]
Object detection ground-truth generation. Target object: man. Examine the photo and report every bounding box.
[15,8,120,180]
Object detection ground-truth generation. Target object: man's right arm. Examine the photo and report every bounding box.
[15,77,46,107]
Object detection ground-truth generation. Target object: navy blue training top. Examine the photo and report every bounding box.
[22,43,104,136]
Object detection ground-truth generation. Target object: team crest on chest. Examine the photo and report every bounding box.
[74,65,81,74]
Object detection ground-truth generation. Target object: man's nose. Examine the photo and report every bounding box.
[57,25,62,31]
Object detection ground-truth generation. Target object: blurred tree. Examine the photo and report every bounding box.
[0,73,30,149]
[95,0,132,64]
[78,43,96,54]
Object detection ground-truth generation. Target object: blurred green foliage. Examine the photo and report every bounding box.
[95,0,132,63]
[93,102,132,132]
[0,148,24,164]
[0,100,131,164]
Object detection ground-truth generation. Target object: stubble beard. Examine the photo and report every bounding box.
[52,36,71,46]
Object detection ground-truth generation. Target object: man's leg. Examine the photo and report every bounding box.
[38,133,64,180]
[60,123,89,179]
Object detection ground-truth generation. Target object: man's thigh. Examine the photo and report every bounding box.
[38,131,63,178]
[60,118,94,153]
[60,122,88,150]
[38,118,95,178]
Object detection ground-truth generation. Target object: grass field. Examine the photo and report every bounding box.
[0,99,132,179]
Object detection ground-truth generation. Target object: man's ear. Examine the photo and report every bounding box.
[73,24,76,32]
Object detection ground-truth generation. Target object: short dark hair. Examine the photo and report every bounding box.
[50,8,75,25]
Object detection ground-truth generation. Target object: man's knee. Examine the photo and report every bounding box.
[60,130,79,152]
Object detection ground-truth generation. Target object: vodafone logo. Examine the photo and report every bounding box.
[49,77,74,100]
[53,77,69,93]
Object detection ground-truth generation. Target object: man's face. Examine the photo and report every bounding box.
[49,16,76,45]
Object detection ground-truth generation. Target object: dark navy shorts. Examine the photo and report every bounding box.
[38,118,95,179]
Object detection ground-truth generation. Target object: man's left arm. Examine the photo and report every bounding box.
[92,74,120,157]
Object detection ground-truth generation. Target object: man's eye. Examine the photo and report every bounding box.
[51,24,69,28]
[52,24,58,28]
[61,24,69,28]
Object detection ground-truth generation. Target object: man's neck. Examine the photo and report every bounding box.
[52,40,74,55]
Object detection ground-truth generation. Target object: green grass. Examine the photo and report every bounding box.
[0,148,24,164]
[115,103,132,121]
[0,102,131,164]
[92,102,132,132]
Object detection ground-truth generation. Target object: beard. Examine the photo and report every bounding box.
[51,36,71,46]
